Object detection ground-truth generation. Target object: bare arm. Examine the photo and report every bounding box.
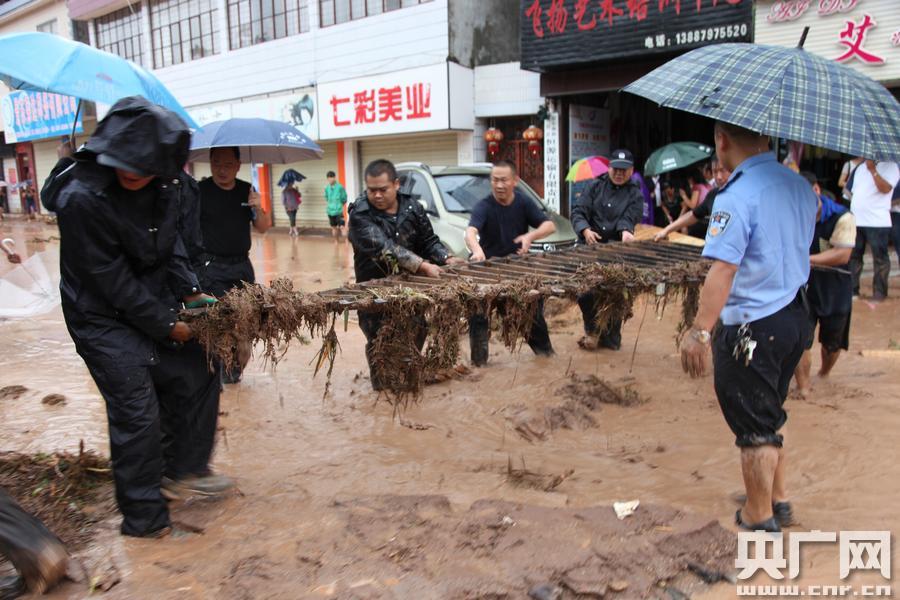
[680,260,739,378]
[681,188,700,210]
[654,211,700,241]
[810,247,852,267]
[523,220,556,243]
[465,226,485,262]
[867,161,893,194]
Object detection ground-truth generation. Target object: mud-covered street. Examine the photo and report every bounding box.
[2,222,899,599]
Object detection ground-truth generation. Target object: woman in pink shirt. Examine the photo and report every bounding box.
[679,167,711,212]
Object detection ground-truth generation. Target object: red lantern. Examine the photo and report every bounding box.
[484,126,503,157]
[523,125,543,156]
[484,126,504,143]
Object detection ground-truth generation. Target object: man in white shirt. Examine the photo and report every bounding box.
[848,160,899,301]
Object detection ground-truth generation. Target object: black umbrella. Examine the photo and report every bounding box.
[277,169,306,187]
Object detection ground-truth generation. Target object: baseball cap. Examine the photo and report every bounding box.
[609,149,634,169]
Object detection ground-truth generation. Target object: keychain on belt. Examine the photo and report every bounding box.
[732,323,758,366]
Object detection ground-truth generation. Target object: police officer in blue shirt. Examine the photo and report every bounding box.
[680,121,816,533]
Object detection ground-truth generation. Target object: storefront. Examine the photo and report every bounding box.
[0,90,86,214]
[519,0,754,216]
[317,61,475,202]
[755,0,900,192]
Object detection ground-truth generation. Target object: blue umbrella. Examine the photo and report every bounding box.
[188,118,323,163]
[277,169,306,187]
[623,39,900,162]
[0,32,197,128]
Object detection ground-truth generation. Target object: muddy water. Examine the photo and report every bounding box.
[2,221,899,598]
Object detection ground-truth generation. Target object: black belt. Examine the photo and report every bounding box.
[200,253,249,265]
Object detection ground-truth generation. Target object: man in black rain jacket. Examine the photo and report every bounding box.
[570,149,645,351]
[348,159,461,390]
[41,97,232,538]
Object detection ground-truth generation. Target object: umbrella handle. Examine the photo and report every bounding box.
[1,238,15,257]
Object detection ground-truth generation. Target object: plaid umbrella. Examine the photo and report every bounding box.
[623,42,900,162]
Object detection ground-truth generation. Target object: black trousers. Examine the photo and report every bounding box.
[850,226,890,299]
[712,296,809,448]
[577,290,623,348]
[196,255,255,298]
[468,299,553,366]
[0,489,60,591]
[357,312,427,390]
[84,341,221,536]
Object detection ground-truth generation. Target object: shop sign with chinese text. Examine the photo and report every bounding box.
[755,0,900,81]
[0,91,83,143]
[316,63,455,141]
[520,0,753,72]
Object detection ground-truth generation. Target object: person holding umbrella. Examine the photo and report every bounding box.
[195,147,271,383]
[278,168,305,237]
[679,121,816,532]
[41,97,233,538]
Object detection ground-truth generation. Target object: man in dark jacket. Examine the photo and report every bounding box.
[570,149,645,351]
[348,159,461,390]
[41,97,232,538]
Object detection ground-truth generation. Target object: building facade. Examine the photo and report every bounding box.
[519,0,754,217]
[57,0,527,229]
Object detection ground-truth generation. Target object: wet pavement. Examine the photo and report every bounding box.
[1,219,899,598]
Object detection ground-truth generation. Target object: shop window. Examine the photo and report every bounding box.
[95,7,146,67]
[319,0,429,27]
[227,0,310,50]
[151,0,220,68]
[71,20,91,44]
[36,19,58,35]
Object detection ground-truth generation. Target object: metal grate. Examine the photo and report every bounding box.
[313,240,707,309]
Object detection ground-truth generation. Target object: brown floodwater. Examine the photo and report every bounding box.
[1,221,898,598]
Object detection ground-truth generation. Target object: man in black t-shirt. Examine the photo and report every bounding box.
[465,161,556,365]
[196,146,271,382]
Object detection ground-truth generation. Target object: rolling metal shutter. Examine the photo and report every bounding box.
[270,141,339,229]
[359,133,459,176]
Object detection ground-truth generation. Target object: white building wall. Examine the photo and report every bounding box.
[474,62,543,119]
[151,0,450,110]
[0,0,72,39]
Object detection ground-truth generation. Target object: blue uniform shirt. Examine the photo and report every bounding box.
[702,152,816,325]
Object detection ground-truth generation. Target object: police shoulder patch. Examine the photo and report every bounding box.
[708,211,732,237]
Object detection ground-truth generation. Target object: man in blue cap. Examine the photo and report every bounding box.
[680,122,816,533]
[570,148,645,351]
